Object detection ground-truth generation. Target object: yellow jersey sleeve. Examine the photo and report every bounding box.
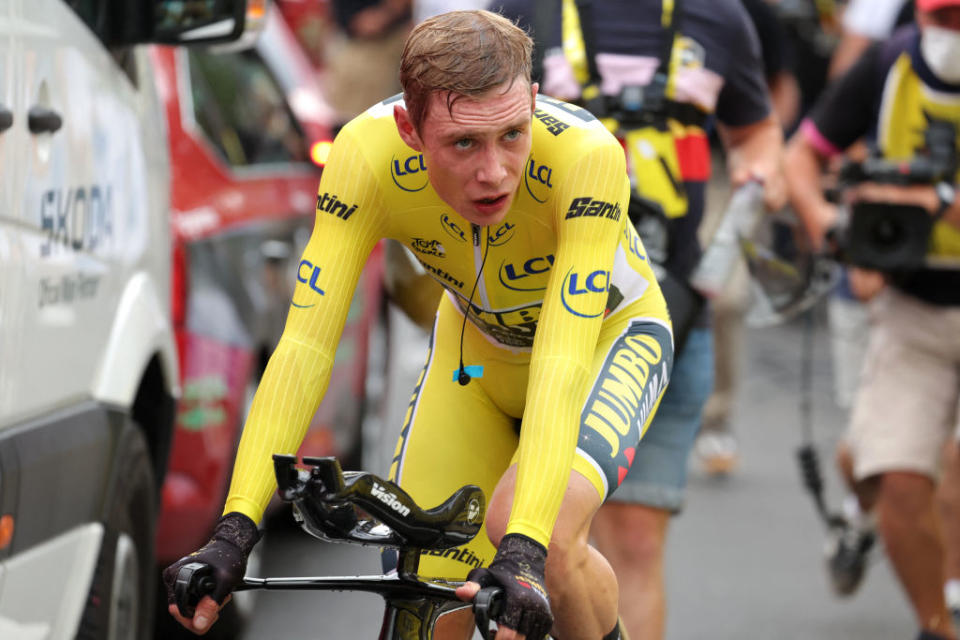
[223,126,387,522]
[507,142,631,545]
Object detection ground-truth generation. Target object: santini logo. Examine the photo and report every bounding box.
[565,197,622,221]
[533,109,570,136]
[316,193,358,220]
[370,481,410,517]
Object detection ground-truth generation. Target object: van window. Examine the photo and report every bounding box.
[188,49,309,167]
[66,0,103,32]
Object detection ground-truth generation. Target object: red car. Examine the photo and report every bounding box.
[153,7,384,566]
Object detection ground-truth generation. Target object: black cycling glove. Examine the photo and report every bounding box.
[162,512,261,609]
[467,533,553,639]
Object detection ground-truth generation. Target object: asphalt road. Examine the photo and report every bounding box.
[240,309,915,640]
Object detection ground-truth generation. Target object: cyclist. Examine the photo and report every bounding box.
[163,10,672,640]
[785,1,960,637]
[496,1,784,637]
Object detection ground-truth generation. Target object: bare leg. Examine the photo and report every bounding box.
[481,465,619,639]
[938,442,960,587]
[590,502,670,640]
[432,609,475,640]
[877,472,956,638]
[836,441,878,514]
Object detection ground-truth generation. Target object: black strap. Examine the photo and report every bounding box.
[530,0,557,84]
[573,0,603,87]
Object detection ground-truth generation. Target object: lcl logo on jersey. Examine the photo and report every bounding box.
[524,159,553,203]
[292,259,325,308]
[623,227,647,261]
[391,154,429,192]
[440,213,467,242]
[489,221,516,247]
[499,254,554,291]
[561,267,610,318]
[411,238,445,258]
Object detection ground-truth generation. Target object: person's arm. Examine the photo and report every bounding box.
[768,70,801,131]
[506,142,628,546]
[829,31,875,79]
[223,127,387,523]
[718,113,786,211]
[784,127,837,249]
[714,0,786,211]
[945,198,960,231]
[785,42,883,248]
[831,0,907,77]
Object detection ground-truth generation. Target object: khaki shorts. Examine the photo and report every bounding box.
[849,287,960,481]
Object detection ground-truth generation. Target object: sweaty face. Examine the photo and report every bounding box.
[416,80,536,227]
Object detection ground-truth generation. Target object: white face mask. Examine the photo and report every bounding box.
[921,25,960,84]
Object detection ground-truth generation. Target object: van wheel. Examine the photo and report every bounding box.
[76,424,156,640]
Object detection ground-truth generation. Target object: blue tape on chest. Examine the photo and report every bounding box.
[452,365,484,381]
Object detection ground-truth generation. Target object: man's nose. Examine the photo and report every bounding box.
[476,148,507,185]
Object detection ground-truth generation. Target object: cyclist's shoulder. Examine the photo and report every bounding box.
[337,95,416,171]
[530,95,621,168]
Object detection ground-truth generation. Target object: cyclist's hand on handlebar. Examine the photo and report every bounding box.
[162,512,260,634]
[458,533,553,640]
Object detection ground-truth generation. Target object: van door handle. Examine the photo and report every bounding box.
[0,107,12,133]
[28,107,62,134]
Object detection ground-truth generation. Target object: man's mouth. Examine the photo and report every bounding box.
[475,195,507,207]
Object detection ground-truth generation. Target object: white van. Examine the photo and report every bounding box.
[0,2,253,638]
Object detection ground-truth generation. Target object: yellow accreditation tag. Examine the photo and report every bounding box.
[624,123,688,218]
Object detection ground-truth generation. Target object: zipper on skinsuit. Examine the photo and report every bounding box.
[471,223,491,309]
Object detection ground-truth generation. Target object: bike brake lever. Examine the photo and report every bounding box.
[174,562,216,618]
[473,586,504,640]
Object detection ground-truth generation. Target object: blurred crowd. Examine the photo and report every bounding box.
[267,0,960,638]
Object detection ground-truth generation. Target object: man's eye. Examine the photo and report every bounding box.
[455,139,473,149]
[504,129,522,141]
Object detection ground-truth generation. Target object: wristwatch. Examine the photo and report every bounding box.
[934,181,955,219]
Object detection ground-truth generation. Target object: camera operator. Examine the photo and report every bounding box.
[785,2,960,638]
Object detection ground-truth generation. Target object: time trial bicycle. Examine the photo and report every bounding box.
[173,454,503,639]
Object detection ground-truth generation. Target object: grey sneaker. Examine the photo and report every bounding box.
[824,522,876,596]
[694,431,740,476]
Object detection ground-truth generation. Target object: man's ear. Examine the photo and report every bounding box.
[394,105,423,151]
[530,83,539,111]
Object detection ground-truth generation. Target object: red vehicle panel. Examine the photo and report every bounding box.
[151,21,383,562]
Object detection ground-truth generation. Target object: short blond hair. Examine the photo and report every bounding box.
[399,10,533,132]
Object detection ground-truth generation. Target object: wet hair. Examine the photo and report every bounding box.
[399,10,533,132]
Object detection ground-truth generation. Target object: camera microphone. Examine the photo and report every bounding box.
[457,368,471,386]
